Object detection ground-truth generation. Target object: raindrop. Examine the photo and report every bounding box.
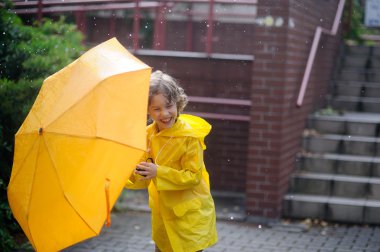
[2,32,5,35]
[145,25,148,29]
[258,225,262,229]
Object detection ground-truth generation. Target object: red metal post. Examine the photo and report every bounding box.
[133,0,141,51]
[185,3,194,51]
[37,0,43,24]
[153,3,166,50]
[75,11,86,35]
[205,0,215,55]
[75,10,87,44]
[109,11,116,38]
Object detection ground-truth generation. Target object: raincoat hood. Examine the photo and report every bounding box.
[148,114,211,149]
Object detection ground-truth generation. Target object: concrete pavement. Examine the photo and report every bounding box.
[64,190,380,252]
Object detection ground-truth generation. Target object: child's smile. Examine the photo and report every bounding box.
[148,93,178,131]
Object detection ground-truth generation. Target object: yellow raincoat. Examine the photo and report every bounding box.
[126,114,218,252]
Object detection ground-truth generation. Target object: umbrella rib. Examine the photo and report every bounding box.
[8,136,40,186]
[25,138,42,250]
[17,131,146,152]
[46,131,146,152]
[40,135,101,235]
[43,69,147,130]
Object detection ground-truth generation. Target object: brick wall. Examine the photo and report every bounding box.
[136,54,252,192]
[73,0,343,218]
[246,0,342,218]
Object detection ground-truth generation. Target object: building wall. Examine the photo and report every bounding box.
[136,55,252,192]
[246,0,342,218]
[77,0,343,218]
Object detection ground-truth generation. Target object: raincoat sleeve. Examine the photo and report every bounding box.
[125,153,150,189]
[155,137,203,190]
[125,174,150,189]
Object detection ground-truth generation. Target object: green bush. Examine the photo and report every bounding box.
[0,1,84,250]
[344,0,380,45]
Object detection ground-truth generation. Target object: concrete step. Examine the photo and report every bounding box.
[289,172,380,199]
[330,96,380,113]
[308,112,380,136]
[338,70,380,82]
[303,133,380,156]
[283,194,380,224]
[346,45,380,56]
[298,153,380,177]
[342,56,380,69]
[334,81,380,98]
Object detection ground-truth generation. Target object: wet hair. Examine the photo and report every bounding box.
[149,70,188,113]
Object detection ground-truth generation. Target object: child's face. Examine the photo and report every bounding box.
[148,93,178,131]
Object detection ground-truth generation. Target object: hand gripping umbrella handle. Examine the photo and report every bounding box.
[105,178,111,227]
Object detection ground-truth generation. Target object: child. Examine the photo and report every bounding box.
[125,70,218,252]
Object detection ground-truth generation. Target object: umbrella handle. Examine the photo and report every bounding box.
[105,178,111,227]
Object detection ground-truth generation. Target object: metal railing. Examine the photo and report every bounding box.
[296,0,346,107]
[11,0,257,56]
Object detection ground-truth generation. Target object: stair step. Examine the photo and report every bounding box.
[290,172,380,199]
[330,96,380,113]
[338,70,380,82]
[303,133,380,156]
[285,44,380,225]
[283,194,380,224]
[343,56,380,69]
[346,45,380,56]
[309,112,380,136]
[299,153,380,177]
[335,82,380,98]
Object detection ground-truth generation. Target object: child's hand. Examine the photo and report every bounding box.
[135,162,157,180]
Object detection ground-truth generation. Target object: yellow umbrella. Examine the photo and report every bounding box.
[7,38,151,252]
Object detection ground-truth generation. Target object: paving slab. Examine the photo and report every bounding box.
[60,190,380,252]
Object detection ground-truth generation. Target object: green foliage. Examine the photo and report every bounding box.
[0,4,84,250]
[0,178,18,251]
[344,0,380,45]
[316,106,342,116]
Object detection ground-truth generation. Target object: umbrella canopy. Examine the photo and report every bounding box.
[7,38,151,251]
